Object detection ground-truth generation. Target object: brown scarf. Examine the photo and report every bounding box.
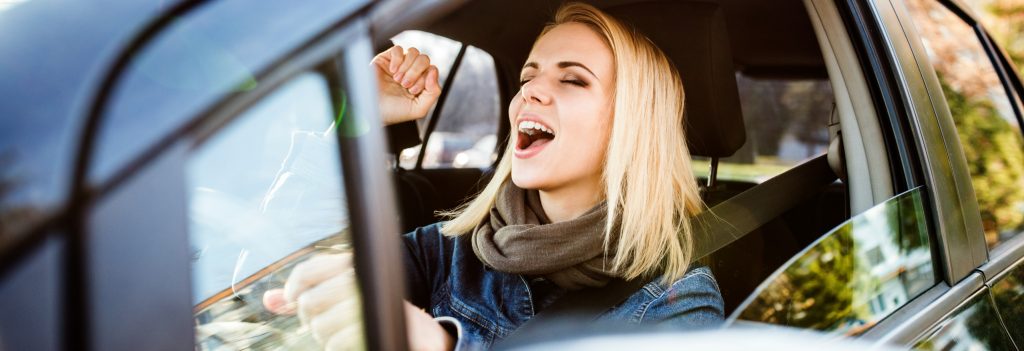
[471,180,622,290]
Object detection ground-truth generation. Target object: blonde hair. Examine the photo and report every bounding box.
[439,2,704,284]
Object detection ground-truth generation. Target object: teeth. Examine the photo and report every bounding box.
[518,121,554,135]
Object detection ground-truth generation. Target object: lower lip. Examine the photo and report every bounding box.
[514,138,552,159]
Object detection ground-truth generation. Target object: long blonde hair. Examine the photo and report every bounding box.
[440,2,704,284]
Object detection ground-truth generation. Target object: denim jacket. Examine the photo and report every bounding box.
[402,223,725,350]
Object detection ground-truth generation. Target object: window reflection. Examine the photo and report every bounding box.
[990,262,1024,347]
[905,0,1024,249]
[732,188,934,335]
[913,293,1016,351]
[186,73,362,350]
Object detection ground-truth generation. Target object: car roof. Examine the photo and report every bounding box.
[0,0,367,244]
[0,0,183,238]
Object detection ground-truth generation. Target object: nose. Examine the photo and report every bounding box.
[521,78,552,105]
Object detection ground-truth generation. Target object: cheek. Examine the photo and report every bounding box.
[563,106,613,163]
[508,93,522,124]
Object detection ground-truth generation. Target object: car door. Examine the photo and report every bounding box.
[78,1,413,350]
[768,0,1024,347]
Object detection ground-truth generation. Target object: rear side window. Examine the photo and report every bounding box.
[391,31,500,169]
[695,74,834,183]
[912,292,1016,350]
[904,0,1024,249]
[990,261,1024,346]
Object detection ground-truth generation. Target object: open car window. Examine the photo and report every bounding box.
[186,72,362,349]
[730,187,936,335]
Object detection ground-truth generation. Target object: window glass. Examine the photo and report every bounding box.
[391,31,500,169]
[963,0,1024,77]
[990,261,1024,347]
[733,187,935,334]
[695,74,834,183]
[913,292,1016,351]
[186,72,362,350]
[905,0,1024,249]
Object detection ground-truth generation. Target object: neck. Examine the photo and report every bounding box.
[538,179,603,223]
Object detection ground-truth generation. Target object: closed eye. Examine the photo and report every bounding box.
[562,79,587,87]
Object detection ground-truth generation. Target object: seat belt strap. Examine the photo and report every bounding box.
[691,153,837,261]
[496,154,837,347]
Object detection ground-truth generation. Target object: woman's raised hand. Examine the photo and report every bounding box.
[372,45,442,126]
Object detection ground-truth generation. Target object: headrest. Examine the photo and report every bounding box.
[603,1,746,157]
[426,0,746,158]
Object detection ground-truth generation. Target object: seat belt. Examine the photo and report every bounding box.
[496,154,837,347]
[690,153,837,261]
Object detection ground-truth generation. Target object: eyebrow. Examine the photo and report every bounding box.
[522,61,600,81]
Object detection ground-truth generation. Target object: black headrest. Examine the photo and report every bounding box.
[604,1,745,157]
[426,0,746,158]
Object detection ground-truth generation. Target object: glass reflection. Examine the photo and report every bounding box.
[905,0,1024,249]
[990,262,1024,347]
[187,73,362,350]
[732,188,934,335]
[913,293,1016,351]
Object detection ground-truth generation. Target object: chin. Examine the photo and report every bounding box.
[510,168,549,190]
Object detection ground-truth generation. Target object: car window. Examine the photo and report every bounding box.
[185,72,362,350]
[989,260,1024,347]
[904,0,1024,249]
[731,187,936,334]
[694,74,834,183]
[912,291,1016,350]
[391,31,500,169]
[963,0,1024,78]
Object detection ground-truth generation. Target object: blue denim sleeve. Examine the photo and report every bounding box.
[638,266,725,328]
[401,222,452,309]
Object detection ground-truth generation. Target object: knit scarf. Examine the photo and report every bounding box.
[471,180,622,290]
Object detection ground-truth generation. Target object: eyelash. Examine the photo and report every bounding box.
[518,79,588,87]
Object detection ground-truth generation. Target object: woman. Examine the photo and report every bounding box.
[280,3,724,350]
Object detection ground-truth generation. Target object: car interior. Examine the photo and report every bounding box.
[381,0,854,314]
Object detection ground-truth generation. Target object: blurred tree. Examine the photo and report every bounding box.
[941,75,1024,246]
[968,0,1024,74]
[738,226,863,331]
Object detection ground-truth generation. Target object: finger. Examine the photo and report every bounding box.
[263,288,296,315]
[395,47,420,83]
[387,45,404,74]
[409,76,427,95]
[309,296,361,345]
[371,53,391,72]
[297,271,356,326]
[401,54,431,88]
[324,323,364,351]
[283,253,353,304]
[422,65,441,96]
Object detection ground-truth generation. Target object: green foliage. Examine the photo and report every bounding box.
[940,75,1024,245]
[739,227,863,331]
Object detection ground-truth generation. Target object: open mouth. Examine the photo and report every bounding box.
[516,120,556,152]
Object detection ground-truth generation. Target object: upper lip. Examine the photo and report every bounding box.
[515,113,555,134]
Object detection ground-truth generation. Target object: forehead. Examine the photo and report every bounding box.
[526,23,613,72]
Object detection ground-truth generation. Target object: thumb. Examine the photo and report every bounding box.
[263,288,296,315]
[422,65,441,97]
